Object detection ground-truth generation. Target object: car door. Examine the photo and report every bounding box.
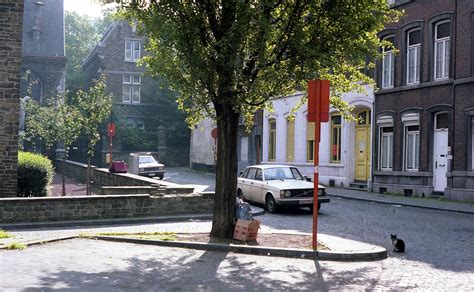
[250,168,265,203]
[240,167,256,200]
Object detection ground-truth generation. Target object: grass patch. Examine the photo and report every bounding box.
[6,242,26,250]
[96,231,177,241]
[78,232,93,238]
[0,229,13,239]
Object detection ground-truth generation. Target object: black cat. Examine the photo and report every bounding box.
[391,234,405,253]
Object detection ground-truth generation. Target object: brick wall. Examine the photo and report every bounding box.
[0,193,214,224]
[0,1,23,197]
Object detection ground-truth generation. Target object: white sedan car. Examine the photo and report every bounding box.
[237,165,330,213]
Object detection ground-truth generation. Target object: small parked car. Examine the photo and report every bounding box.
[138,154,165,179]
[237,165,330,213]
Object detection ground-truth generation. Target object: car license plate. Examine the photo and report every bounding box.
[149,173,155,177]
[300,199,312,204]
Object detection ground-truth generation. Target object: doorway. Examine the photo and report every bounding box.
[355,109,371,181]
[433,112,448,193]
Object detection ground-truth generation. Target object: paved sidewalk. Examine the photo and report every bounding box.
[327,187,474,214]
[0,217,386,261]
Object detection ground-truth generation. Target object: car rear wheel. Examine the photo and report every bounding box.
[158,174,164,180]
[237,189,244,200]
[265,195,279,213]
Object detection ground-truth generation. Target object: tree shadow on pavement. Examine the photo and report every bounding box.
[15,239,383,291]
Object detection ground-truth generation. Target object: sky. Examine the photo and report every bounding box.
[64,0,118,18]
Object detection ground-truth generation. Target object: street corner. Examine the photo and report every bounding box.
[317,233,387,261]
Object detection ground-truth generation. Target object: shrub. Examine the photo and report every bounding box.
[17,151,54,197]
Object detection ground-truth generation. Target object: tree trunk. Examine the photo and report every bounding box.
[210,103,240,239]
[86,157,91,196]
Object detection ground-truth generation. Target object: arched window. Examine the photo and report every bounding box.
[330,114,342,162]
[434,21,450,80]
[407,29,421,85]
[268,118,276,161]
[286,117,295,162]
[382,36,395,88]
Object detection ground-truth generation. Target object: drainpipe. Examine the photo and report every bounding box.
[369,99,375,192]
[451,0,457,190]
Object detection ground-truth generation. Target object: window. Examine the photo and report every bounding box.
[307,121,315,162]
[380,127,394,170]
[255,169,263,181]
[435,112,448,130]
[382,37,395,88]
[123,74,141,103]
[240,136,249,162]
[125,40,141,61]
[246,168,256,179]
[136,119,144,129]
[268,119,276,161]
[405,125,420,170]
[434,21,450,80]
[331,114,342,162]
[286,118,295,162]
[407,29,421,84]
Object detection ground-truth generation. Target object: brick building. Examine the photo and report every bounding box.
[373,0,474,201]
[0,0,23,197]
[81,21,189,167]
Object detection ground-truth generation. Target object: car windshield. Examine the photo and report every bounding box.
[264,167,304,181]
[139,156,157,164]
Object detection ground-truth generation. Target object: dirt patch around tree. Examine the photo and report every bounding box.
[95,232,328,250]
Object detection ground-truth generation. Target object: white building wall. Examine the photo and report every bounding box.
[262,86,374,187]
[189,117,216,168]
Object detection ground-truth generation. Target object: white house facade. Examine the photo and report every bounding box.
[262,86,374,188]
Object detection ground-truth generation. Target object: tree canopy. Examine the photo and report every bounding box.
[105,0,399,238]
[65,10,115,97]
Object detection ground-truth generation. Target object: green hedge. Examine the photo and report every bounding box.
[17,151,54,197]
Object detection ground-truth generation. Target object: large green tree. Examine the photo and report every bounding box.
[106,0,398,239]
[65,10,115,97]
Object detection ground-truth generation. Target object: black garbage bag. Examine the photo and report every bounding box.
[235,199,253,221]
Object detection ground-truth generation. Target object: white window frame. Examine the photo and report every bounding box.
[123,74,141,103]
[377,116,394,171]
[407,29,421,85]
[434,21,450,80]
[404,125,420,171]
[125,40,141,62]
[380,127,394,171]
[382,40,395,89]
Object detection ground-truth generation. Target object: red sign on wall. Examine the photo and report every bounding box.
[107,122,116,137]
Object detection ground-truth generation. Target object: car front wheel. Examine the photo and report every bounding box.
[265,195,279,213]
[309,203,321,213]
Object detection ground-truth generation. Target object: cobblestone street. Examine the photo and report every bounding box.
[1,168,473,290]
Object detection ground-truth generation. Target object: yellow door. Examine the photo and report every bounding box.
[355,110,371,181]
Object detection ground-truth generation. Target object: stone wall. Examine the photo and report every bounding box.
[0,193,214,224]
[0,1,23,197]
[55,159,196,194]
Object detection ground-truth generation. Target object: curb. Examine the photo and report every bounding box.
[0,214,214,230]
[92,235,387,262]
[0,235,76,250]
[328,193,474,215]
